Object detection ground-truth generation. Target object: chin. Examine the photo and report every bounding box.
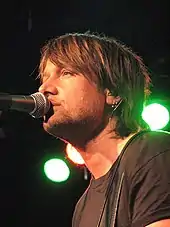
[42,122,58,138]
[43,116,56,133]
[42,114,67,138]
[43,121,50,131]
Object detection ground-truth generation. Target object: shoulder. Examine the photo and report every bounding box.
[124,130,170,176]
[120,131,170,226]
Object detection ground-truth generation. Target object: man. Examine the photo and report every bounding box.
[38,32,170,227]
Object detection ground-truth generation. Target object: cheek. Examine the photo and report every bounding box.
[79,91,105,117]
[61,83,105,116]
[63,87,84,106]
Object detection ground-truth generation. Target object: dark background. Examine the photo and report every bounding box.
[0,1,169,226]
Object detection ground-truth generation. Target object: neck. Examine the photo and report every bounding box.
[76,125,136,179]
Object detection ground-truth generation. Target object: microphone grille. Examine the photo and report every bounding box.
[30,92,50,118]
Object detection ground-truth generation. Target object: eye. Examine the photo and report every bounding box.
[63,71,71,76]
[60,70,73,79]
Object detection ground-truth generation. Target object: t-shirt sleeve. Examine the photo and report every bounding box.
[130,149,170,227]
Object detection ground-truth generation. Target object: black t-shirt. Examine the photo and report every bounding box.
[72,131,170,227]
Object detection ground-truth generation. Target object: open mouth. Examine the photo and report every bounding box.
[44,105,54,123]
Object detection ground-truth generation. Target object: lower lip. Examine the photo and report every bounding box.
[43,105,56,122]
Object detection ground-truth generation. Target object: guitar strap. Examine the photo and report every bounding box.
[97,130,148,227]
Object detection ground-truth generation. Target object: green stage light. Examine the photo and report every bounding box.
[44,158,70,183]
[142,103,169,130]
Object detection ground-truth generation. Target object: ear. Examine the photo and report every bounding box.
[104,88,121,106]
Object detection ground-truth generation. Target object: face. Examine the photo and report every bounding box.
[39,59,106,145]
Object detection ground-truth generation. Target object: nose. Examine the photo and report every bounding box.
[38,82,58,96]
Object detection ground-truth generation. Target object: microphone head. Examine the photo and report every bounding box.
[30,92,51,118]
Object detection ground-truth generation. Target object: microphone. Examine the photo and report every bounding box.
[0,92,51,118]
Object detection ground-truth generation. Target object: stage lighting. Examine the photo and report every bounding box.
[66,143,85,165]
[142,103,169,130]
[44,158,70,182]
